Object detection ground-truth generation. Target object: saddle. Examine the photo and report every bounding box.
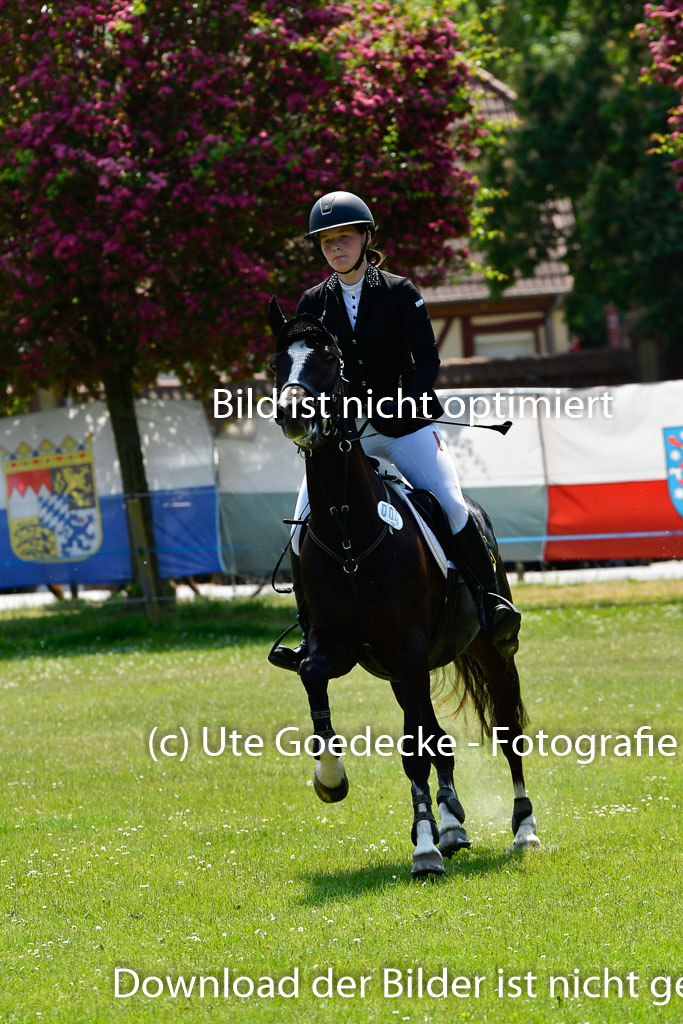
[366,457,452,578]
[356,460,478,681]
[404,488,453,555]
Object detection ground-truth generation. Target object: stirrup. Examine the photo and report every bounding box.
[482,593,521,657]
[268,625,308,672]
[268,639,307,672]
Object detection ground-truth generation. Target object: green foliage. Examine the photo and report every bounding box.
[477,0,683,348]
[637,0,683,191]
[0,388,30,417]
[0,0,489,400]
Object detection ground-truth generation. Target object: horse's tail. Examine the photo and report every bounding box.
[436,653,528,739]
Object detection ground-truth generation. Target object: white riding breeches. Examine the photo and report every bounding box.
[290,423,469,555]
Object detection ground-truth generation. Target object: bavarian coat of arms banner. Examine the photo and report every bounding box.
[0,400,224,587]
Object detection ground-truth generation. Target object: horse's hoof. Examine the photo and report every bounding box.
[439,825,472,858]
[512,815,540,849]
[411,850,445,877]
[313,773,349,803]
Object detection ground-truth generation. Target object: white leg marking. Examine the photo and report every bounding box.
[411,799,445,876]
[414,813,438,858]
[437,792,471,856]
[438,802,461,832]
[315,740,346,789]
[512,784,540,848]
[513,815,540,849]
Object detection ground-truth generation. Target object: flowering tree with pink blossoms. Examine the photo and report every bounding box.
[638,0,683,191]
[0,0,485,598]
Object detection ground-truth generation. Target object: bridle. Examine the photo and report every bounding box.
[275,330,347,450]
[274,329,392,585]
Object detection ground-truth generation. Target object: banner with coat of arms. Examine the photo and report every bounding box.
[663,426,683,521]
[0,401,224,588]
[2,435,101,562]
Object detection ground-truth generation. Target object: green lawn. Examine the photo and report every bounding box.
[1,582,682,1023]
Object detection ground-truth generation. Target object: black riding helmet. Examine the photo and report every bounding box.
[306,190,375,239]
[306,191,376,272]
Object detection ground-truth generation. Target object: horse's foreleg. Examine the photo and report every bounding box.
[392,637,445,877]
[299,645,348,803]
[434,766,472,857]
[417,702,471,856]
[410,782,444,877]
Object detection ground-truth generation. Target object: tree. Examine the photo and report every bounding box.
[638,0,683,191]
[476,0,683,352]
[0,0,486,600]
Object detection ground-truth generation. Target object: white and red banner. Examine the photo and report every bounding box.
[218,379,683,570]
[541,381,683,560]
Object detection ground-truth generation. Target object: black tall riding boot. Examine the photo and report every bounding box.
[268,553,309,672]
[448,513,521,658]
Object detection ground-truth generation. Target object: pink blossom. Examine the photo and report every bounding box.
[1,0,482,404]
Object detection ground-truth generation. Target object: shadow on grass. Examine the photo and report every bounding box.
[298,847,525,904]
[0,596,296,660]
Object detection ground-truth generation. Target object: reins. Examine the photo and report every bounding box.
[269,390,387,596]
[301,427,391,585]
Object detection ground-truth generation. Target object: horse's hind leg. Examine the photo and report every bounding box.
[470,640,540,849]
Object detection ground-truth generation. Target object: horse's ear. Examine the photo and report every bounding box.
[268,295,287,339]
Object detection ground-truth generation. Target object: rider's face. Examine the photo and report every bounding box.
[319,225,366,275]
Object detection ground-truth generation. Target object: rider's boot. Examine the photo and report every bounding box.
[447,513,521,658]
[268,553,309,672]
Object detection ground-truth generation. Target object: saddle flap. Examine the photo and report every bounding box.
[404,488,452,554]
[366,461,451,576]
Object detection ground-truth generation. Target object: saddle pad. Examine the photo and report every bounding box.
[380,472,450,579]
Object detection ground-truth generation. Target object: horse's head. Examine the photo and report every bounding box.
[267,295,344,450]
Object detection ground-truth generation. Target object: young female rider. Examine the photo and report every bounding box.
[269,190,520,670]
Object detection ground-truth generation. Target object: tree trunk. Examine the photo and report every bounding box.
[102,363,165,616]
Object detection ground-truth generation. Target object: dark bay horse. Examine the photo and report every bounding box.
[268,297,539,876]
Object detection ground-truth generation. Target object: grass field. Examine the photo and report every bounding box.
[1,579,682,1023]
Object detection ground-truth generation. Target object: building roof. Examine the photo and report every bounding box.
[425,254,573,306]
[424,72,574,307]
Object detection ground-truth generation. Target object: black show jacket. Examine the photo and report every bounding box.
[296,266,445,436]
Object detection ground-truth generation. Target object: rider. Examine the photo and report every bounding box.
[269,190,521,671]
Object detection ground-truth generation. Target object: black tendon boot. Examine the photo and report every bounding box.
[268,553,309,672]
[448,514,521,658]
